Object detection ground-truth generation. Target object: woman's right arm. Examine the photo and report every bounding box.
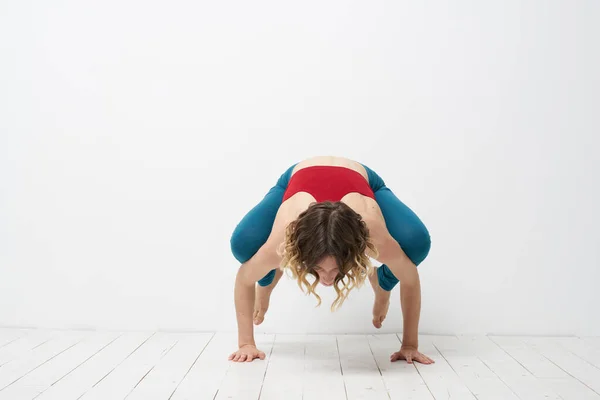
[231,245,279,360]
[229,203,294,362]
[229,198,308,362]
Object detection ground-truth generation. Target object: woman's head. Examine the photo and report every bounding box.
[278,201,378,311]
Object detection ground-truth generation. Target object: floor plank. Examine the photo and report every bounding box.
[259,334,305,400]
[0,331,120,400]
[213,333,275,400]
[541,377,600,400]
[336,334,389,400]
[554,337,600,369]
[457,335,562,400]
[301,335,346,400]
[491,335,600,399]
[428,335,519,400]
[0,330,56,367]
[34,331,154,400]
[74,332,177,400]
[366,334,433,400]
[0,330,89,392]
[123,332,212,400]
[583,337,600,349]
[0,329,31,351]
[523,337,600,395]
[412,335,477,400]
[489,336,569,378]
[169,332,233,400]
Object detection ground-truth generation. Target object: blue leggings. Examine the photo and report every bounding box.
[230,163,431,291]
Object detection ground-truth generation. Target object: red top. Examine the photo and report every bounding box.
[282,166,375,202]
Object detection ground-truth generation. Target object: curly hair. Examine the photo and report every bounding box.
[277,201,378,311]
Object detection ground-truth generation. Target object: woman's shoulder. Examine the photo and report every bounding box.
[266,195,312,244]
[343,194,383,220]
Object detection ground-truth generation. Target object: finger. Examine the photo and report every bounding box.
[228,353,235,361]
[246,354,254,362]
[390,352,400,362]
[259,351,266,360]
[419,357,432,365]
[414,354,429,364]
[233,354,241,362]
[416,353,434,364]
[406,355,413,364]
[239,354,247,362]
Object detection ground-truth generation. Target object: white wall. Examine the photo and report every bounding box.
[1,0,599,336]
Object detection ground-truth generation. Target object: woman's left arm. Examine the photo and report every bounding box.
[367,219,435,364]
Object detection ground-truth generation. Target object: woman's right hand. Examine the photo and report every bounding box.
[228,344,266,362]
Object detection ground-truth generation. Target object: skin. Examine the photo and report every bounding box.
[228,156,434,365]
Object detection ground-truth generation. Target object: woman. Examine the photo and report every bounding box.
[229,156,434,364]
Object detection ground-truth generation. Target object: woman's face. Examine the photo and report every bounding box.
[314,256,339,286]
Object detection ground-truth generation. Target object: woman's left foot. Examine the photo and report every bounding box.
[253,269,283,325]
[253,284,272,325]
[369,269,391,329]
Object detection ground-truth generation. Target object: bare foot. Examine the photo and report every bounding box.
[253,284,273,325]
[253,269,283,325]
[368,268,391,329]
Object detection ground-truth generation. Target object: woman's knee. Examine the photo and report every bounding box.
[403,227,431,266]
[230,225,265,264]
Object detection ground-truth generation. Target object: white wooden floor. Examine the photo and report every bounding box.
[0,329,599,400]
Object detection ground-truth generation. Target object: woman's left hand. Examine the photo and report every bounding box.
[391,346,435,364]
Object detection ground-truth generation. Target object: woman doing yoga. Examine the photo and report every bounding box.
[229,156,434,364]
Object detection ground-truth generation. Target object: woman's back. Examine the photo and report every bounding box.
[291,156,369,182]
